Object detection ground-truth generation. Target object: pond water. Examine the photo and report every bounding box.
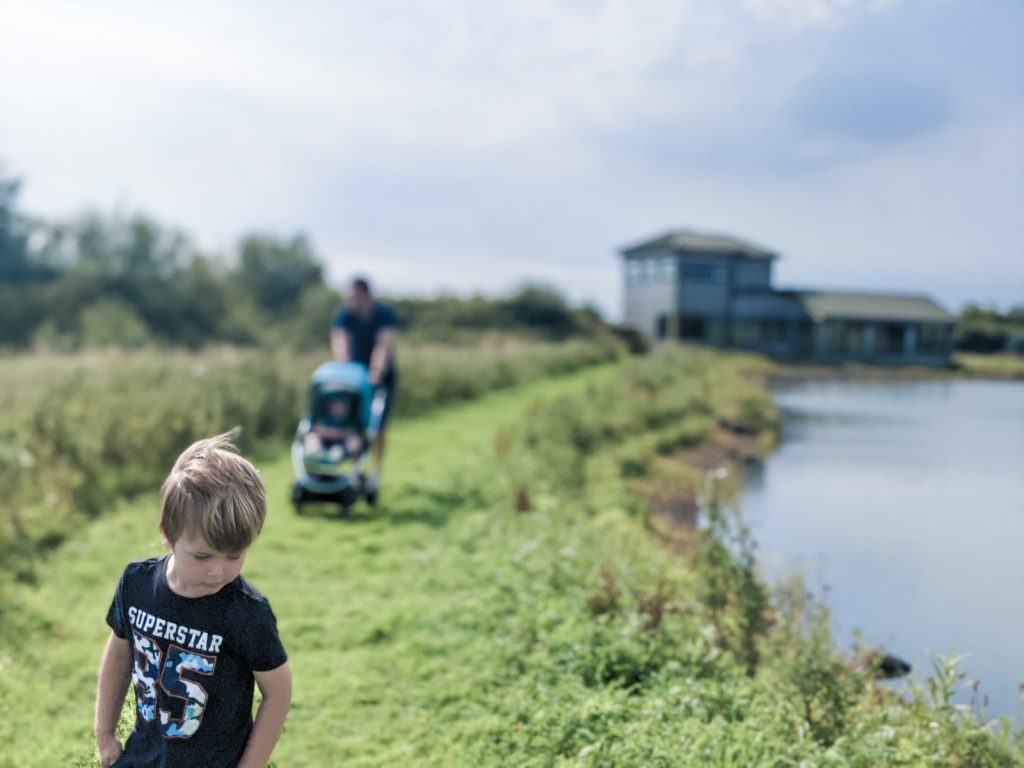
[739,378,1024,720]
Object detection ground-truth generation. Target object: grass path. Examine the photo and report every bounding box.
[0,361,627,767]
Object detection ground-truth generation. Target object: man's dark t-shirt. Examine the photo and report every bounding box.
[332,302,397,385]
[106,556,287,768]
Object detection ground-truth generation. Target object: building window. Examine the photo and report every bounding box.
[625,259,643,285]
[759,320,787,343]
[795,323,814,350]
[645,258,659,282]
[680,262,728,284]
[733,320,786,345]
[918,324,951,355]
[733,321,759,346]
[627,256,678,284]
[826,321,866,354]
[679,315,706,339]
[877,323,905,355]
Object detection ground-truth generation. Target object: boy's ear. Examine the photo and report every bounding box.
[159,529,173,549]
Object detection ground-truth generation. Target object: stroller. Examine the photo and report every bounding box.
[290,361,387,514]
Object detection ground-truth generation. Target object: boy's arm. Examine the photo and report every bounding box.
[237,661,292,768]
[95,632,132,767]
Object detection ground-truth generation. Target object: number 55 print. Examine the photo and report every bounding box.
[131,631,216,738]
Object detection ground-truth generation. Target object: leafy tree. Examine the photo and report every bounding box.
[499,283,581,339]
[78,297,151,348]
[63,212,188,279]
[0,172,609,350]
[281,284,343,351]
[235,234,323,316]
[0,170,58,287]
[956,305,1024,353]
[0,173,29,281]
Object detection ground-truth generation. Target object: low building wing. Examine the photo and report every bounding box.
[797,292,955,325]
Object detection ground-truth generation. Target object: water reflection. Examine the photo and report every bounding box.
[740,379,1024,719]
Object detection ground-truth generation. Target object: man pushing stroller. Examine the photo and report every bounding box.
[330,277,397,494]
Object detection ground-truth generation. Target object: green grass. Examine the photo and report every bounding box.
[0,360,626,766]
[954,352,1024,378]
[1,348,1020,767]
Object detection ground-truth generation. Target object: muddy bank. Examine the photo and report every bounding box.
[772,358,1024,384]
[646,420,772,536]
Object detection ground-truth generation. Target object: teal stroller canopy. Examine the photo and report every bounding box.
[308,361,374,430]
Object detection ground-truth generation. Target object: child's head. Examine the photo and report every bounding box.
[327,396,350,419]
[159,433,266,553]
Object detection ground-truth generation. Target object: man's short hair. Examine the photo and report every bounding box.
[352,277,371,295]
[160,433,266,553]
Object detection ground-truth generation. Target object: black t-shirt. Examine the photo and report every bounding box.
[106,556,288,768]
[332,302,397,385]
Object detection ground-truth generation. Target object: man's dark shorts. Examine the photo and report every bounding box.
[378,370,397,429]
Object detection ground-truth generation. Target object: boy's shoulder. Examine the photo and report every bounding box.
[230,574,271,602]
[119,555,167,581]
[224,574,277,615]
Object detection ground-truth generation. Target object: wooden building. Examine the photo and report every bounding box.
[622,229,955,366]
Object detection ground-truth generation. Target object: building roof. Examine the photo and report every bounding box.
[797,291,955,323]
[621,229,776,260]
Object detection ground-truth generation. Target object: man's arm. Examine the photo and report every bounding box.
[330,327,351,361]
[95,632,132,767]
[368,327,395,385]
[237,661,292,768]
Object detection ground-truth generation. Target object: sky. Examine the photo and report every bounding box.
[1,0,1022,319]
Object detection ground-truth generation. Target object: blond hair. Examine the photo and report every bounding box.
[160,432,266,553]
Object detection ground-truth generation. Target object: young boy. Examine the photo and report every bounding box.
[95,434,292,768]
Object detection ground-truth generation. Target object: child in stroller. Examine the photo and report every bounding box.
[291,361,385,514]
[303,390,365,459]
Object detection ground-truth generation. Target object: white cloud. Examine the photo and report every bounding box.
[1,0,1021,317]
[743,0,901,31]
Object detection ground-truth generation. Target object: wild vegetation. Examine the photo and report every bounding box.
[954,352,1024,379]
[0,335,621,582]
[1,348,1019,766]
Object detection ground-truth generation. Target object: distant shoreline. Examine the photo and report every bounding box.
[769,354,1024,384]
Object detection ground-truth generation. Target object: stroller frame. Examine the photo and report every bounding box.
[290,362,387,515]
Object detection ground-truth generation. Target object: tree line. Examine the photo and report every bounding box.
[0,171,603,352]
[3,169,1019,355]
[955,305,1024,354]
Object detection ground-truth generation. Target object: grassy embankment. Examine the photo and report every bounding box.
[1,346,1021,766]
[953,352,1024,379]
